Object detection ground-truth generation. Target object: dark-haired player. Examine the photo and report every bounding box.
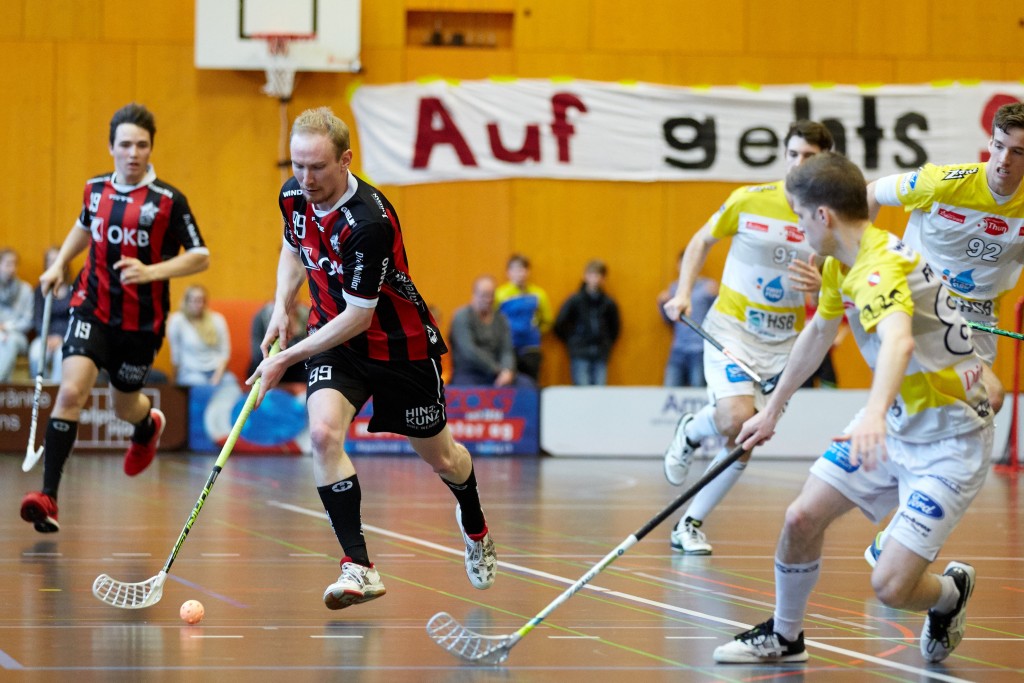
[21,103,209,533]
[249,106,496,610]
[660,120,834,555]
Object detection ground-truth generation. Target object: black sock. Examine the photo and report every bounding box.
[443,467,485,535]
[317,475,370,566]
[42,419,78,499]
[130,401,155,445]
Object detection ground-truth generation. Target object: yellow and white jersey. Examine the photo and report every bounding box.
[704,181,815,350]
[817,225,992,442]
[892,162,1024,324]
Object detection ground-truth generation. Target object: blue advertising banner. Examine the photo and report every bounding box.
[188,378,308,454]
[346,386,539,456]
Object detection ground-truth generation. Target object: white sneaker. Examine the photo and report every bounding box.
[920,561,975,662]
[456,505,497,590]
[714,618,808,664]
[670,517,712,555]
[664,413,697,485]
[323,557,387,610]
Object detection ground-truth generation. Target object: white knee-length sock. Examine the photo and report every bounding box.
[773,557,821,641]
[685,404,720,442]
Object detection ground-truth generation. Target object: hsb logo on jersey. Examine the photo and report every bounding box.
[783,225,805,243]
[982,216,1009,236]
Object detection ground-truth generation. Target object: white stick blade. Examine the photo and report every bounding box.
[426,612,515,664]
[92,571,166,609]
[22,445,43,473]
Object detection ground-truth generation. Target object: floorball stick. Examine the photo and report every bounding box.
[427,444,748,664]
[967,320,1024,342]
[22,292,53,472]
[678,313,780,393]
[91,341,280,609]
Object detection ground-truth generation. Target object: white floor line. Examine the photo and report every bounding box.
[266,500,975,683]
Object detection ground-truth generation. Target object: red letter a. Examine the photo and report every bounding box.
[412,98,478,169]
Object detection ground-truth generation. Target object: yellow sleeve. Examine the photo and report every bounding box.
[894,164,940,213]
[816,257,847,321]
[708,186,748,240]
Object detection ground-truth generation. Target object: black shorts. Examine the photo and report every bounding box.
[63,313,162,393]
[306,345,448,438]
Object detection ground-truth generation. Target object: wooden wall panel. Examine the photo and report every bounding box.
[25,0,103,40]
[818,59,896,86]
[746,0,856,57]
[0,1,24,40]
[102,0,193,43]
[512,0,590,51]
[852,0,929,57]
[515,52,668,83]
[362,3,406,49]
[591,0,745,54]
[895,60,1006,83]
[0,42,54,269]
[665,55,821,86]
[404,47,515,80]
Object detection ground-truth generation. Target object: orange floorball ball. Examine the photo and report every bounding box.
[180,599,205,625]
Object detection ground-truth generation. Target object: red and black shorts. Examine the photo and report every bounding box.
[306,344,448,438]
[63,312,162,393]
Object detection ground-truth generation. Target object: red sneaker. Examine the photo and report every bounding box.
[124,408,165,476]
[21,491,59,533]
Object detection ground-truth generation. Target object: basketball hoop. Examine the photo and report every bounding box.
[253,34,313,101]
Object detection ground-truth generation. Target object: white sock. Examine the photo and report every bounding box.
[932,573,959,614]
[773,557,820,641]
[685,404,720,443]
[683,447,746,521]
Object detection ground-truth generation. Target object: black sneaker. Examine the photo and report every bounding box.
[714,618,809,663]
[920,561,975,663]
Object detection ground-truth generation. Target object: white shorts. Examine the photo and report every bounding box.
[809,414,992,562]
[702,340,788,411]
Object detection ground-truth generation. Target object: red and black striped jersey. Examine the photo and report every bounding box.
[279,173,447,362]
[70,170,206,334]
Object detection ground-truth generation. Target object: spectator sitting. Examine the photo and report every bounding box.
[495,253,552,382]
[166,284,233,387]
[0,248,33,382]
[28,247,74,382]
[659,255,718,387]
[450,275,533,388]
[554,259,621,386]
[249,301,310,384]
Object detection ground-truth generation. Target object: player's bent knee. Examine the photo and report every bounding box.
[781,500,821,540]
[308,422,343,456]
[54,385,90,413]
[870,571,914,608]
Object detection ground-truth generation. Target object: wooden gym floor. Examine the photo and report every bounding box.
[1,451,1022,682]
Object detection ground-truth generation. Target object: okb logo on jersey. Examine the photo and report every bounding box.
[89,217,150,247]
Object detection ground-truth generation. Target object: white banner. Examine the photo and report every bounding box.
[350,79,1023,186]
[539,387,1015,459]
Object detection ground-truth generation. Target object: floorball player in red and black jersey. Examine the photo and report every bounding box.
[248,107,496,609]
[20,104,210,534]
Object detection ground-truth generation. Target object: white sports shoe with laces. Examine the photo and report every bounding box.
[456,505,497,589]
[323,557,387,610]
[664,413,697,485]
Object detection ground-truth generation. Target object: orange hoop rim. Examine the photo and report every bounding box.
[250,33,317,54]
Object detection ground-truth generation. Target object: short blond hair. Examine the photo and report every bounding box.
[291,107,350,159]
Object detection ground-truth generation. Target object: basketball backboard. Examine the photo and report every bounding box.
[195,0,361,73]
